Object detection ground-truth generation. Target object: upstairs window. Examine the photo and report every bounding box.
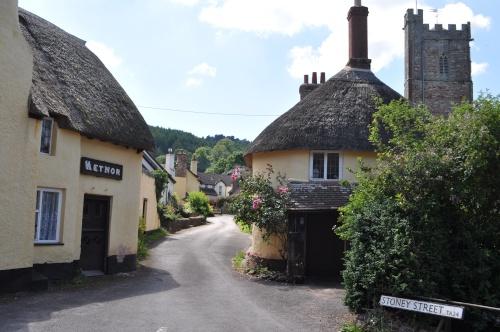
[40,118,54,154]
[439,54,449,75]
[34,188,62,243]
[311,152,341,180]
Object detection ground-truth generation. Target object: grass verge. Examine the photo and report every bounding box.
[138,227,169,260]
[236,220,252,234]
[232,250,246,271]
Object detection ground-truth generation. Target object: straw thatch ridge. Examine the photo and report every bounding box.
[19,9,154,151]
[246,67,402,156]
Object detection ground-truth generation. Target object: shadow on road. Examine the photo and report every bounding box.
[0,266,180,331]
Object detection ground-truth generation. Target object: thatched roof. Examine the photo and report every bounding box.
[246,67,402,157]
[19,9,154,151]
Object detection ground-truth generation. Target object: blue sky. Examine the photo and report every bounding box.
[19,0,499,141]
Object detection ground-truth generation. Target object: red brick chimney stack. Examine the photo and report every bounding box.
[312,72,318,84]
[347,0,371,70]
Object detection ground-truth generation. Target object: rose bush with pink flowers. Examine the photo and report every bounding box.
[229,166,290,242]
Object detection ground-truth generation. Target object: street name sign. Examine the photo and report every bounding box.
[380,295,464,320]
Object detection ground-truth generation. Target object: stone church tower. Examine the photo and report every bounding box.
[404,9,473,115]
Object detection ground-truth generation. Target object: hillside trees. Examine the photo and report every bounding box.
[336,97,500,329]
[150,126,249,173]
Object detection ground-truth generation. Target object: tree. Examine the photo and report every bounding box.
[194,146,211,172]
[336,97,500,329]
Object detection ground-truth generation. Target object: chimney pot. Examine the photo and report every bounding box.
[320,72,326,83]
[304,74,309,84]
[354,0,361,6]
[312,72,318,84]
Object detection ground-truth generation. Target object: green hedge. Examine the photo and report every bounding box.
[336,97,500,330]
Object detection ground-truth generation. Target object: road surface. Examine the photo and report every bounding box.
[0,215,350,331]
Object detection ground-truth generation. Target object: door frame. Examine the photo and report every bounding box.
[81,194,111,273]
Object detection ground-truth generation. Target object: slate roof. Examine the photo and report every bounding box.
[288,181,352,211]
[200,187,218,197]
[246,67,402,157]
[19,9,154,151]
[198,172,233,186]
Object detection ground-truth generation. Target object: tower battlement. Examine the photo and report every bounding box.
[404,8,473,115]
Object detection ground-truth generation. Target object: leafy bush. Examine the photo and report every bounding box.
[186,191,213,217]
[336,97,500,329]
[229,166,290,258]
[151,169,168,203]
[137,217,148,260]
[230,167,289,237]
[137,217,168,261]
[232,250,246,271]
[235,219,252,234]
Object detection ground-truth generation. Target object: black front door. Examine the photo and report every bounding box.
[80,195,109,272]
[305,211,345,281]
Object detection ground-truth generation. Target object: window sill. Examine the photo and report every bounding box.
[34,242,64,246]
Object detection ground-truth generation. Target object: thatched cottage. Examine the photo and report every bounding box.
[0,1,154,292]
[244,1,401,281]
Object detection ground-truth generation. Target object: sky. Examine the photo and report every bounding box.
[18,0,499,141]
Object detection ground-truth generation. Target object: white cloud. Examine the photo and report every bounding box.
[194,1,491,79]
[188,62,217,77]
[185,77,203,87]
[170,0,200,6]
[429,3,491,29]
[86,40,123,70]
[471,62,488,76]
[185,62,217,88]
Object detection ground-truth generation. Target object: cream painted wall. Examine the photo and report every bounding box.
[252,150,309,186]
[174,176,187,199]
[0,0,37,271]
[251,149,377,185]
[248,226,286,260]
[249,149,377,260]
[79,137,142,259]
[174,172,200,200]
[140,173,161,232]
[33,129,143,264]
[186,172,200,194]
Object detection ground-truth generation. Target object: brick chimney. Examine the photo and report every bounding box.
[347,0,371,70]
[175,151,188,177]
[299,72,326,100]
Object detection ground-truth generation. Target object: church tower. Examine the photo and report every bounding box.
[404,9,473,115]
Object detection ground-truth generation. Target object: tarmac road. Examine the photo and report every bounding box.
[0,215,350,332]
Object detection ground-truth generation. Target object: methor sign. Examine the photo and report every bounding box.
[80,157,123,180]
[380,295,464,320]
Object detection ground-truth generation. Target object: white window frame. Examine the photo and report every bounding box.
[34,188,63,244]
[309,151,343,180]
[40,117,54,155]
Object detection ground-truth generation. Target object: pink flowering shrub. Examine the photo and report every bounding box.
[229,166,290,248]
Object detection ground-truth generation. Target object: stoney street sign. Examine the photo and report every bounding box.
[380,295,464,320]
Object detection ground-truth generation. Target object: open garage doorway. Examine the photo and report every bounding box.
[305,211,345,281]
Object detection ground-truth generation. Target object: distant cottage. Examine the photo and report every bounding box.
[245,0,401,281]
[0,0,155,292]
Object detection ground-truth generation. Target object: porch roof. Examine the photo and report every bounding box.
[288,181,352,211]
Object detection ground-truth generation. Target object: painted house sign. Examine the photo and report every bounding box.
[380,295,464,320]
[80,157,123,180]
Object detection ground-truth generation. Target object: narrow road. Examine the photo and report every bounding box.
[0,215,350,332]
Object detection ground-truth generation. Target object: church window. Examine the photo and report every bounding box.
[439,54,449,75]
